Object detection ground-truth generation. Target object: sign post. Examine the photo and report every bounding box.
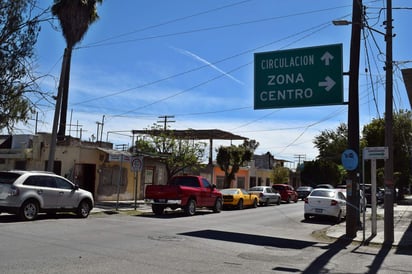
[362,147,389,240]
[254,44,343,109]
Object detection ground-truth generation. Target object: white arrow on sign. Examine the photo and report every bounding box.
[320,51,334,66]
[318,76,336,91]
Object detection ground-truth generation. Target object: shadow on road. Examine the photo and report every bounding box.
[179,229,316,249]
[302,235,352,273]
[396,220,412,255]
[138,210,214,219]
[0,213,79,223]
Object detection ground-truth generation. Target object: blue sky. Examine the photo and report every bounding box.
[25,0,412,166]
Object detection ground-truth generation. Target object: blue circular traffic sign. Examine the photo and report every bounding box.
[341,149,358,171]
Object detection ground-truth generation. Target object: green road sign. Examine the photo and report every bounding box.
[254,44,343,109]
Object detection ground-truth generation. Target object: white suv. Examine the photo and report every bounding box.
[0,170,94,221]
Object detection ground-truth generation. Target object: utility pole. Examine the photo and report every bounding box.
[346,0,362,239]
[157,115,175,130]
[294,154,306,167]
[384,0,394,244]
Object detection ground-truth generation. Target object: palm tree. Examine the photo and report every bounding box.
[47,0,102,171]
[52,0,102,140]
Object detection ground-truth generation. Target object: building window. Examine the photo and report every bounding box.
[237,176,245,189]
[250,177,256,188]
[216,176,225,189]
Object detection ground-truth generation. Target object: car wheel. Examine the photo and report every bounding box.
[287,196,291,203]
[77,200,91,218]
[213,198,222,213]
[152,204,165,215]
[237,199,244,210]
[335,211,342,223]
[277,197,281,205]
[253,198,258,208]
[184,199,196,216]
[20,200,39,221]
[304,213,310,220]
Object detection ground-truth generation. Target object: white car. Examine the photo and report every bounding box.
[0,170,94,221]
[248,186,281,206]
[304,188,346,223]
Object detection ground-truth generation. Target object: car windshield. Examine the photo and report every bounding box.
[272,185,284,190]
[221,189,238,195]
[249,187,262,191]
[0,172,21,185]
[169,177,200,187]
[310,190,335,198]
[298,187,311,191]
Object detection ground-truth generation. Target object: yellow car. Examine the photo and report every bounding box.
[220,188,259,210]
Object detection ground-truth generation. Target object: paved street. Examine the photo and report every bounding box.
[0,202,411,273]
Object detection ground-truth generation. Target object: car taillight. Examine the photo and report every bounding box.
[331,200,338,206]
[9,186,19,196]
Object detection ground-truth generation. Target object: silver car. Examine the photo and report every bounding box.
[0,170,94,221]
[248,186,281,206]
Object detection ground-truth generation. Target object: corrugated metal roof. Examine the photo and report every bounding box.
[131,129,247,140]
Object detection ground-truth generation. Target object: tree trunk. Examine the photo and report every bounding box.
[57,47,72,140]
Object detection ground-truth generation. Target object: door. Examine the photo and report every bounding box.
[199,178,215,206]
[23,176,58,209]
[54,177,78,209]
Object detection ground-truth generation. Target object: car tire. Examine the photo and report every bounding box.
[253,198,258,208]
[237,199,244,210]
[304,213,310,220]
[277,198,281,205]
[213,198,222,213]
[184,199,196,216]
[287,196,291,203]
[20,200,39,221]
[77,200,91,218]
[335,211,342,223]
[152,204,165,215]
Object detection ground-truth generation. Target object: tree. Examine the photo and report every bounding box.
[271,166,289,184]
[363,110,412,192]
[300,159,342,187]
[216,140,257,188]
[51,0,102,139]
[133,124,207,180]
[0,0,45,133]
[313,123,348,164]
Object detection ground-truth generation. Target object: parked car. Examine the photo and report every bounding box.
[361,184,384,205]
[296,186,313,200]
[0,170,94,221]
[304,188,347,223]
[341,189,365,213]
[248,186,281,206]
[145,175,222,216]
[314,184,335,189]
[272,184,298,203]
[220,188,259,209]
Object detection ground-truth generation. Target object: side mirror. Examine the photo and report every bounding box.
[211,184,217,189]
[74,184,80,190]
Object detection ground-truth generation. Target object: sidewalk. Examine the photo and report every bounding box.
[326,199,412,248]
[92,200,152,213]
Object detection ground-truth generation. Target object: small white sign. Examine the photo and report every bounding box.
[363,147,388,160]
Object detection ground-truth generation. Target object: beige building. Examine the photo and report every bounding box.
[0,133,167,201]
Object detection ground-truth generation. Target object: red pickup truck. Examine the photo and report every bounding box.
[145,175,223,216]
